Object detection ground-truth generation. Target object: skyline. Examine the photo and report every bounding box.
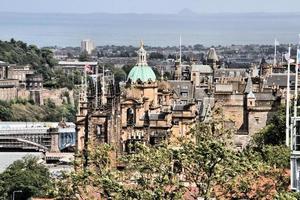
[1,0,300,14]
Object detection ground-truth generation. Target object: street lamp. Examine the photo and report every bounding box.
[12,190,22,200]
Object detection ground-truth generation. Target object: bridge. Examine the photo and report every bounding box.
[0,122,76,152]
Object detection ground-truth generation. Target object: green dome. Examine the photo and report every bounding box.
[127,64,156,83]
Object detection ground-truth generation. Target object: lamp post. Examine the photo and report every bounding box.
[12,190,22,200]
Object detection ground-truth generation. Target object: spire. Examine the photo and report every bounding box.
[245,74,255,99]
[244,74,253,94]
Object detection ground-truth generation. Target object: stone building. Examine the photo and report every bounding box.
[76,43,284,156]
[26,74,43,104]
[56,61,98,75]
[7,65,34,85]
[76,42,199,160]
[0,79,19,101]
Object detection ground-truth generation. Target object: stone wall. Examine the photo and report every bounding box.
[41,88,75,106]
[215,94,245,130]
[248,109,275,136]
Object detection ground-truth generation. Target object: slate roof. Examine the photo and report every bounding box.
[265,73,296,87]
[173,104,191,111]
[214,68,248,78]
[254,93,276,101]
[191,64,213,74]
[149,113,167,121]
[244,76,253,94]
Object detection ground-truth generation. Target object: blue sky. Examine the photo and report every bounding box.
[1,0,300,14]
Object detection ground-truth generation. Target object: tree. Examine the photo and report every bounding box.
[149,52,164,60]
[178,113,237,200]
[56,144,123,200]
[121,143,185,200]
[79,51,90,62]
[250,105,290,169]
[0,155,54,200]
[122,65,133,76]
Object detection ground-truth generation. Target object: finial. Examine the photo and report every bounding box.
[140,40,144,48]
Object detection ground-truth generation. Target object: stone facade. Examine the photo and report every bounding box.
[75,43,199,161]
[76,44,284,157]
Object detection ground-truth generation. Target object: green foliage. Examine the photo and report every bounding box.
[121,143,185,200]
[56,145,123,199]
[43,69,83,90]
[122,64,133,75]
[0,100,12,120]
[0,155,53,200]
[54,108,291,200]
[163,71,172,80]
[253,105,286,146]
[250,105,290,169]
[149,52,165,59]
[0,39,57,83]
[275,191,300,200]
[178,117,238,199]
[78,51,90,61]
[42,99,76,122]
[260,145,290,168]
[0,98,76,122]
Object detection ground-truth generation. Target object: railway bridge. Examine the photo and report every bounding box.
[0,122,76,152]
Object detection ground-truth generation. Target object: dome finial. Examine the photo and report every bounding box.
[140,40,144,48]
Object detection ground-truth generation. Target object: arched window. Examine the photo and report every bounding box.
[127,108,135,126]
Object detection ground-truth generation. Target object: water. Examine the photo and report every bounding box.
[0,152,43,172]
[0,12,300,47]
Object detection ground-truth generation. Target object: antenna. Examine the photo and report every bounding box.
[274,38,277,67]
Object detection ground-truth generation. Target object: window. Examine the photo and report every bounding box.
[127,108,135,126]
[255,117,260,124]
[181,85,188,89]
[96,125,107,142]
[181,92,188,97]
[173,120,179,125]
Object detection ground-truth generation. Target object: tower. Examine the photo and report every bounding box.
[137,41,147,66]
[127,41,156,83]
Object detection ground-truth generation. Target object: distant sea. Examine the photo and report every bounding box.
[0,12,300,47]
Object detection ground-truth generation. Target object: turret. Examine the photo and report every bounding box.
[245,75,256,107]
[207,48,219,69]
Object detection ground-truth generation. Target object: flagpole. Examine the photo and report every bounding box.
[274,39,277,67]
[102,65,105,105]
[286,45,291,147]
[179,35,182,66]
[95,64,98,108]
[84,66,87,102]
[294,48,299,119]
